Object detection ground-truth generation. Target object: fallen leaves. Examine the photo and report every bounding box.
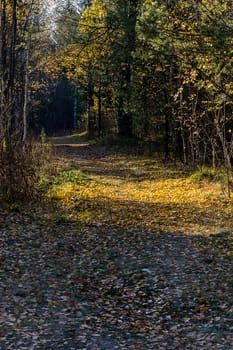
[0,143,232,349]
[48,156,233,234]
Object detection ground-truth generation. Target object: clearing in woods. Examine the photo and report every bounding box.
[0,133,232,349]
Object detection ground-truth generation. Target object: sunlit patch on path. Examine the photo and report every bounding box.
[0,135,232,349]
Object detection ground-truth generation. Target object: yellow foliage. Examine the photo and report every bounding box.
[80,0,108,31]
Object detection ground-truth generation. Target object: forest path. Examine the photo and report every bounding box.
[51,133,233,234]
[0,134,232,349]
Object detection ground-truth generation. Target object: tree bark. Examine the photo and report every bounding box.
[87,75,96,136]
[23,35,31,143]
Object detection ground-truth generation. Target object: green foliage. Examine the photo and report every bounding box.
[37,175,53,193]
[53,169,89,185]
[189,168,232,192]
[40,128,47,144]
[189,167,217,183]
[37,169,90,193]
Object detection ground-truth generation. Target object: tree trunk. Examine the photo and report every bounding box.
[0,0,7,81]
[87,76,96,136]
[9,0,17,93]
[73,84,78,130]
[98,85,102,136]
[23,36,31,143]
[181,126,187,164]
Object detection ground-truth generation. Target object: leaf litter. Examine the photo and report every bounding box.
[0,142,232,349]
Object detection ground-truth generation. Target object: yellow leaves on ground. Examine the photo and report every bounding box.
[49,155,233,235]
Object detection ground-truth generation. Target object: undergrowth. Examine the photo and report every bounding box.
[38,168,90,192]
[189,167,217,183]
[0,141,52,202]
[53,169,90,185]
[189,167,232,198]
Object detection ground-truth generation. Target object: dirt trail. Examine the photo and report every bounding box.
[0,136,232,349]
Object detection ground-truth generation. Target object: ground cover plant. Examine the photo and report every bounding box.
[0,135,232,349]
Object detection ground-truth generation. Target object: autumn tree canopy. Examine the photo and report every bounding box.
[1,0,233,168]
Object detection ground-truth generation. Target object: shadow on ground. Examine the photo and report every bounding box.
[0,206,232,349]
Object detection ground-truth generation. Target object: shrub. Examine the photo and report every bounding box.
[0,141,52,202]
[189,167,217,183]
